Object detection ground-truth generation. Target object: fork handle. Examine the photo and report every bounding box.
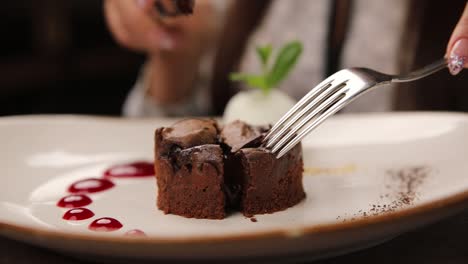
[392,58,448,83]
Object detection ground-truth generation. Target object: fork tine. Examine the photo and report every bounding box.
[263,78,335,142]
[265,81,347,148]
[275,93,350,158]
[271,86,349,154]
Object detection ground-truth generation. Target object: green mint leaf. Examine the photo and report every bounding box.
[229,73,252,81]
[256,45,273,69]
[229,41,303,96]
[229,73,268,91]
[267,41,303,88]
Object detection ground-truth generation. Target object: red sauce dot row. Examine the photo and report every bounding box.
[57,161,153,234]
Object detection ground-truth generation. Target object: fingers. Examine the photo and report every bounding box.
[447,3,468,75]
[104,0,177,53]
[104,0,217,57]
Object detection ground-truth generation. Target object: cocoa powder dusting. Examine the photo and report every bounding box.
[339,166,431,222]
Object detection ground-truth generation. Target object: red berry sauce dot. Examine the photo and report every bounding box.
[103,161,154,178]
[68,178,114,194]
[62,208,95,221]
[124,229,147,237]
[89,217,123,232]
[57,194,92,208]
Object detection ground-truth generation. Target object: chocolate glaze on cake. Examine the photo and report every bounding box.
[220,120,268,153]
[154,119,305,219]
[160,119,218,150]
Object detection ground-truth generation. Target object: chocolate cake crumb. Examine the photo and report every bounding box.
[250,217,258,223]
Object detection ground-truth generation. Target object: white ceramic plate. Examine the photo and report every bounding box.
[1,113,468,263]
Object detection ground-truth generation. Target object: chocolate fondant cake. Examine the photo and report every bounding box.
[154,119,305,219]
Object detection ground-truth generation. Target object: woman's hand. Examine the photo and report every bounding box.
[447,2,468,75]
[104,0,217,104]
[105,0,178,52]
[104,0,212,52]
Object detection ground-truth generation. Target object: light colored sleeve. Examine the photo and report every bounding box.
[122,61,212,118]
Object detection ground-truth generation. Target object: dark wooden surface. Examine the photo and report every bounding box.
[1,209,468,264]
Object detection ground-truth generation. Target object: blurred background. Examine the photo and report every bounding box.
[1,0,467,117]
[0,0,144,116]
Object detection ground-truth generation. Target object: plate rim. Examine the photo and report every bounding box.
[1,112,468,245]
[2,189,468,245]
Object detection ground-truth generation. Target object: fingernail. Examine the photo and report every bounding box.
[448,38,468,75]
[159,33,175,50]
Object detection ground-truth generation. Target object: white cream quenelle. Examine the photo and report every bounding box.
[223,89,296,126]
[224,41,303,125]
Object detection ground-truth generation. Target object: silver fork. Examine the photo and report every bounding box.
[263,58,449,159]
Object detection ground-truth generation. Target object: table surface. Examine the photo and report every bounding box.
[2,210,468,264]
